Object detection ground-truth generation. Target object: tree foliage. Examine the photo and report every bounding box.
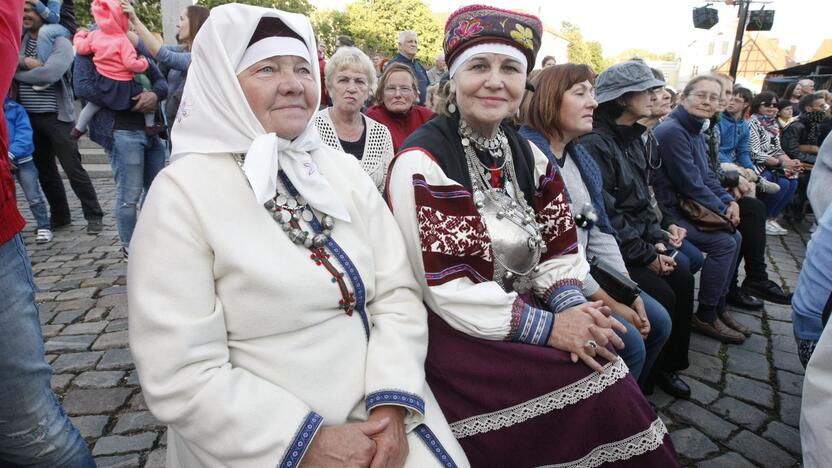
[74,0,311,34]
[75,0,441,66]
[198,0,313,16]
[75,0,162,31]
[560,21,612,73]
[614,48,678,63]
[310,8,350,55]
[343,0,442,64]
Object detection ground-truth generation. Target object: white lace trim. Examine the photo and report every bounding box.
[540,417,669,468]
[314,109,394,192]
[450,358,629,439]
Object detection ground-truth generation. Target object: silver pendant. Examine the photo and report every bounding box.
[313,233,328,248]
[280,210,292,224]
[512,274,533,294]
[286,198,298,209]
[276,194,288,206]
[301,209,313,222]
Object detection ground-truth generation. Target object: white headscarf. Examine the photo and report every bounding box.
[171,4,350,222]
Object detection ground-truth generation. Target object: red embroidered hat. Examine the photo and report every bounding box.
[443,5,542,74]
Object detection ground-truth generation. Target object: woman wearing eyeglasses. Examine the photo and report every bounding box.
[748,91,801,236]
[366,63,434,152]
[653,75,747,345]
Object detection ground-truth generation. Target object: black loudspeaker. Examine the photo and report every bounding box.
[693,6,719,30]
[746,9,774,31]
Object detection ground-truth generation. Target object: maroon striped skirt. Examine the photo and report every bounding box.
[425,311,680,467]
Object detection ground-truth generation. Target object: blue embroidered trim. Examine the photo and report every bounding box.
[279,171,370,340]
[425,264,490,283]
[544,279,586,313]
[319,230,370,340]
[415,424,458,468]
[278,412,323,468]
[412,178,471,199]
[366,390,426,415]
[514,303,554,346]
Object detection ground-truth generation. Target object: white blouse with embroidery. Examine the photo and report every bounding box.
[387,143,590,345]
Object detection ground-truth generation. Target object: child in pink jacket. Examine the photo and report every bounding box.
[71,0,156,138]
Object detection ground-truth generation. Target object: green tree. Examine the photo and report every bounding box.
[197,0,313,16]
[75,0,162,31]
[560,21,611,72]
[311,9,350,56]
[75,0,312,34]
[615,48,678,63]
[344,0,442,65]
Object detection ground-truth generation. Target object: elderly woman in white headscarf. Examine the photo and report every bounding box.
[126,4,467,468]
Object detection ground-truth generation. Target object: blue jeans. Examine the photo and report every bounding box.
[109,130,166,248]
[759,170,798,219]
[677,219,743,322]
[13,160,50,229]
[614,292,671,382]
[0,235,95,467]
[674,239,704,275]
[35,23,71,63]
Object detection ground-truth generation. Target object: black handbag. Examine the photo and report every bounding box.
[588,255,641,306]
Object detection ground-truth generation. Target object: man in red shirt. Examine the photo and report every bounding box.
[0,2,95,465]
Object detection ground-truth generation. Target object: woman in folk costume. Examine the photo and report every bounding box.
[387,5,680,467]
[127,4,468,467]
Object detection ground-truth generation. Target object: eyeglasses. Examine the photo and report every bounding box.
[383,86,414,96]
[689,92,722,103]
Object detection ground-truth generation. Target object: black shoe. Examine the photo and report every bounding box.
[50,219,72,230]
[656,371,691,400]
[743,279,792,305]
[86,219,104,234]
[726,288,764,310]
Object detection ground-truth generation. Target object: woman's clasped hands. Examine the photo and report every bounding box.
[547,300,627,373]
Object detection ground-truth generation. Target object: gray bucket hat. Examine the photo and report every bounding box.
[595,61,666,104]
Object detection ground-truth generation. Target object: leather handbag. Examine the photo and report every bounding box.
[678,197,736,233]
[588,256,641,306]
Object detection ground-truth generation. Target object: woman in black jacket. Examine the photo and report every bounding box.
[580,61,697,398]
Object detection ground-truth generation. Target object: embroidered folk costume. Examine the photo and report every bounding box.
[314,108,395,192]
[387,5,680,467]
[127,5,467,467]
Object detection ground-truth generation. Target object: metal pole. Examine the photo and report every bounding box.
[728,0,750,79]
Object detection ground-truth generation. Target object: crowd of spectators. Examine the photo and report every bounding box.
[3,0,832,465]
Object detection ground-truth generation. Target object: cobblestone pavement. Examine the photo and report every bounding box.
[15,178,808,467]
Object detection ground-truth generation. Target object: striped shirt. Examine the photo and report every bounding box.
[17,37,58,114]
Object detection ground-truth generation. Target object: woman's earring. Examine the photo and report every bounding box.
[448,102,456,114]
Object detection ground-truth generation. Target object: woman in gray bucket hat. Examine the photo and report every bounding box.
[579,60,700,400]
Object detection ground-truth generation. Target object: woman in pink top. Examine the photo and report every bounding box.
[71,0,156,138]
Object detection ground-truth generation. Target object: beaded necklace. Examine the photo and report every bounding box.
[458,121,544,293]
[233,155,356,315]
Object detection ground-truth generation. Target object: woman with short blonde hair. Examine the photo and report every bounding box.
[315,46,393,191]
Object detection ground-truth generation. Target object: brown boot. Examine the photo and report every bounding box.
[721,312,752,337]
[691,315,745,344]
